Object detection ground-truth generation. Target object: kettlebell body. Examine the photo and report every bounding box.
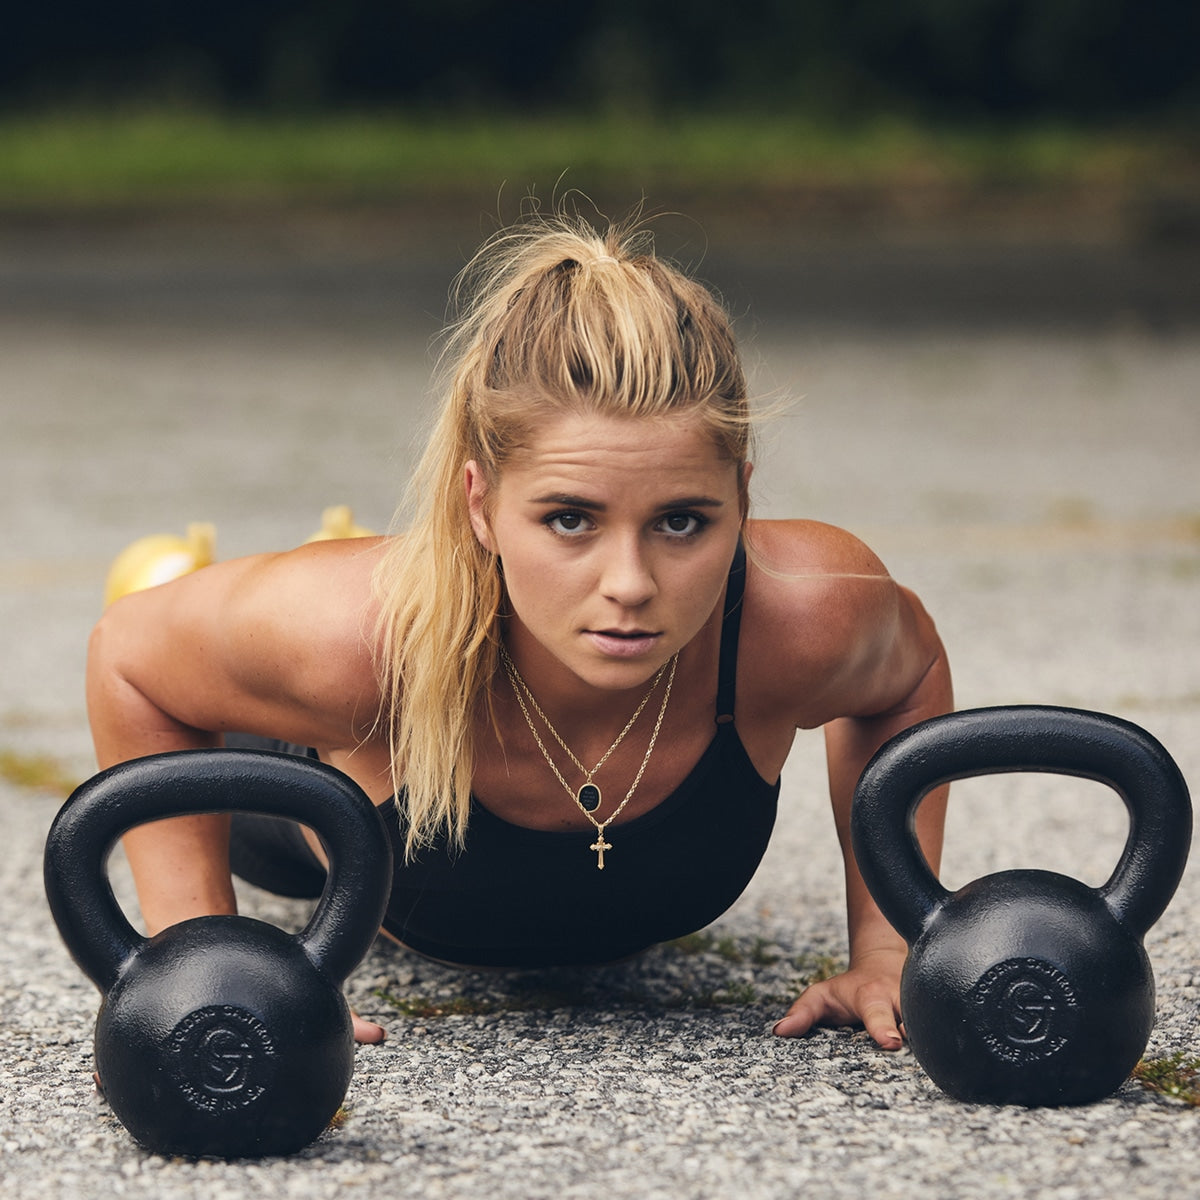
[103,523,216,606]
[45,750,392,1157]
[852,706,1191,1107]
[901,871,1154,1105]
[95,919,354,1157]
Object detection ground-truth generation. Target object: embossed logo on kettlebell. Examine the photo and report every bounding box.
[970,958,1081,1063]
[165,1005,277,1113]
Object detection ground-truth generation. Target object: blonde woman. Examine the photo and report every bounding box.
[87,212,951,1050]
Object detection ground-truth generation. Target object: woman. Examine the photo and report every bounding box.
[87,211,951,1050]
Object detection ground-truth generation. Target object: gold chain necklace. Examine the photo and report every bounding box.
[500,646,678,869]
[501,646,670,810]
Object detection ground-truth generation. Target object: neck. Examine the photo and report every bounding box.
[500,622,667,721]
[499,635,681,818]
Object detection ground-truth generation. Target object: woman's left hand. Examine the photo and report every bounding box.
[771,947,906,1050]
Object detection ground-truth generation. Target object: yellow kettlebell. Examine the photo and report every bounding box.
[103,523,216,607]
[304,505,375,542]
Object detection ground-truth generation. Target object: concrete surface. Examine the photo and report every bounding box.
[1,214,1197,1197]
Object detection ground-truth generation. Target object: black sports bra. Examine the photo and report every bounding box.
[381,544,781,966]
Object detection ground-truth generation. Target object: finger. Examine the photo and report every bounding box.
[772,1003,817,1038]
[772,985,852,1038]
[353,1012,387,1044]
[859,997,904,1050]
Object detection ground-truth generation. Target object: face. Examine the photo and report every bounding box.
[466,411,748,694]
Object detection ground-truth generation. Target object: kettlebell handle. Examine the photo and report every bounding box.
[44,750,393,992]
[850,706,1192,945]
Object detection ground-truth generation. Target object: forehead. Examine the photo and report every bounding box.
[500,411,736,492]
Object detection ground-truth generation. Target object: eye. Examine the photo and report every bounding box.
[658,511,708,538]
[544,510,593,536]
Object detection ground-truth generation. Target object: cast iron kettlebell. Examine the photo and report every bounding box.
[44,750,393,1157]
[851,706,1191,1107]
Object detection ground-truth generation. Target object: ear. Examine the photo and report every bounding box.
[464,461,497,552]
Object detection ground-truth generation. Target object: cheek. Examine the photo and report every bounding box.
[494,531,579,612]
[685,561,733,615]
[503,567,588,645]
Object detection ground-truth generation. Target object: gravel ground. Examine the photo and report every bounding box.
[1,215,1197,1197]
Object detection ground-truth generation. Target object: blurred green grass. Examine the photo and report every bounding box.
[0,109,1192,209]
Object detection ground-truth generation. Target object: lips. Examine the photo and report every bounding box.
[586,629,661,658]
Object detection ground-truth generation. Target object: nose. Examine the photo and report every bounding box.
[599,535,657,608]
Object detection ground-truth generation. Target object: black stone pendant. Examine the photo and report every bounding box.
[578,783,602,812]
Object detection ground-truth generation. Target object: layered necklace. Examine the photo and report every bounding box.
[500,645,678,870]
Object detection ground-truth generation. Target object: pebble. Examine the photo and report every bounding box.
[3,258,1199,1200]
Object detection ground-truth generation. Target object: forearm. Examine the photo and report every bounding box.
[825,638,953,962]
[118,816,236,933]
[87,605,236,932]
[771,550,953,1045]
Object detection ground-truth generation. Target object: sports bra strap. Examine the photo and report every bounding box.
[715,540,746,725]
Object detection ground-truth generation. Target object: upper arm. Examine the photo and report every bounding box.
[87,538,386,763]
[743,521,950,730]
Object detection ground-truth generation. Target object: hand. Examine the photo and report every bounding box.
[772,947,906,1050]
[353,1011,386,1044]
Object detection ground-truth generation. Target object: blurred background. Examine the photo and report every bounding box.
[1,1,1198,836]
[1,1,1198,234]
[6,0,1198,119]
[2,15,1199,1189]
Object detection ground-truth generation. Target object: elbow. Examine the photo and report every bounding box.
[895,586,954,719]
[86,603,125,695]
[85,600,146,753]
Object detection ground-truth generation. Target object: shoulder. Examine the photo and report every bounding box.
[742,519,898,632]
[228,536,388,626]
[738,520,929,727]
[743,518,888,571]
[95,536,393,746]
[223,537,390,694]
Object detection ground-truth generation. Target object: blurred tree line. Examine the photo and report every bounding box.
[2,0,1196,122]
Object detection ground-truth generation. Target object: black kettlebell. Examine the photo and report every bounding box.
[44,749,393,1157]
[851,706,1191,1107]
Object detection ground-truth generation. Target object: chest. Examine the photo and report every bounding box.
[471,675,723,833]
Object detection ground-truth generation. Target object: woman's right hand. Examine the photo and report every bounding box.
[353,1012,387,1044]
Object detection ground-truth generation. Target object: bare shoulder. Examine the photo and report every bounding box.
[223,537,390,705]
[742,519,898,626]
[739,520,925,727]
[94,536,392,747]
[229,536,387,634]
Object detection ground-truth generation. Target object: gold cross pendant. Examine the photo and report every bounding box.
[590,831,612,870]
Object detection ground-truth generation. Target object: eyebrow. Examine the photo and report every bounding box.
[530,493,727,511]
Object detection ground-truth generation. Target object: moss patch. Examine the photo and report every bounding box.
[1134,1053,1200,1107]
[372,980,794,1018]
[0,748,79,795]
[373,988,586,1020]
[371,933,847,1021]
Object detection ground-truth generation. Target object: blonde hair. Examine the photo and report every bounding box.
[372,209,753,855]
